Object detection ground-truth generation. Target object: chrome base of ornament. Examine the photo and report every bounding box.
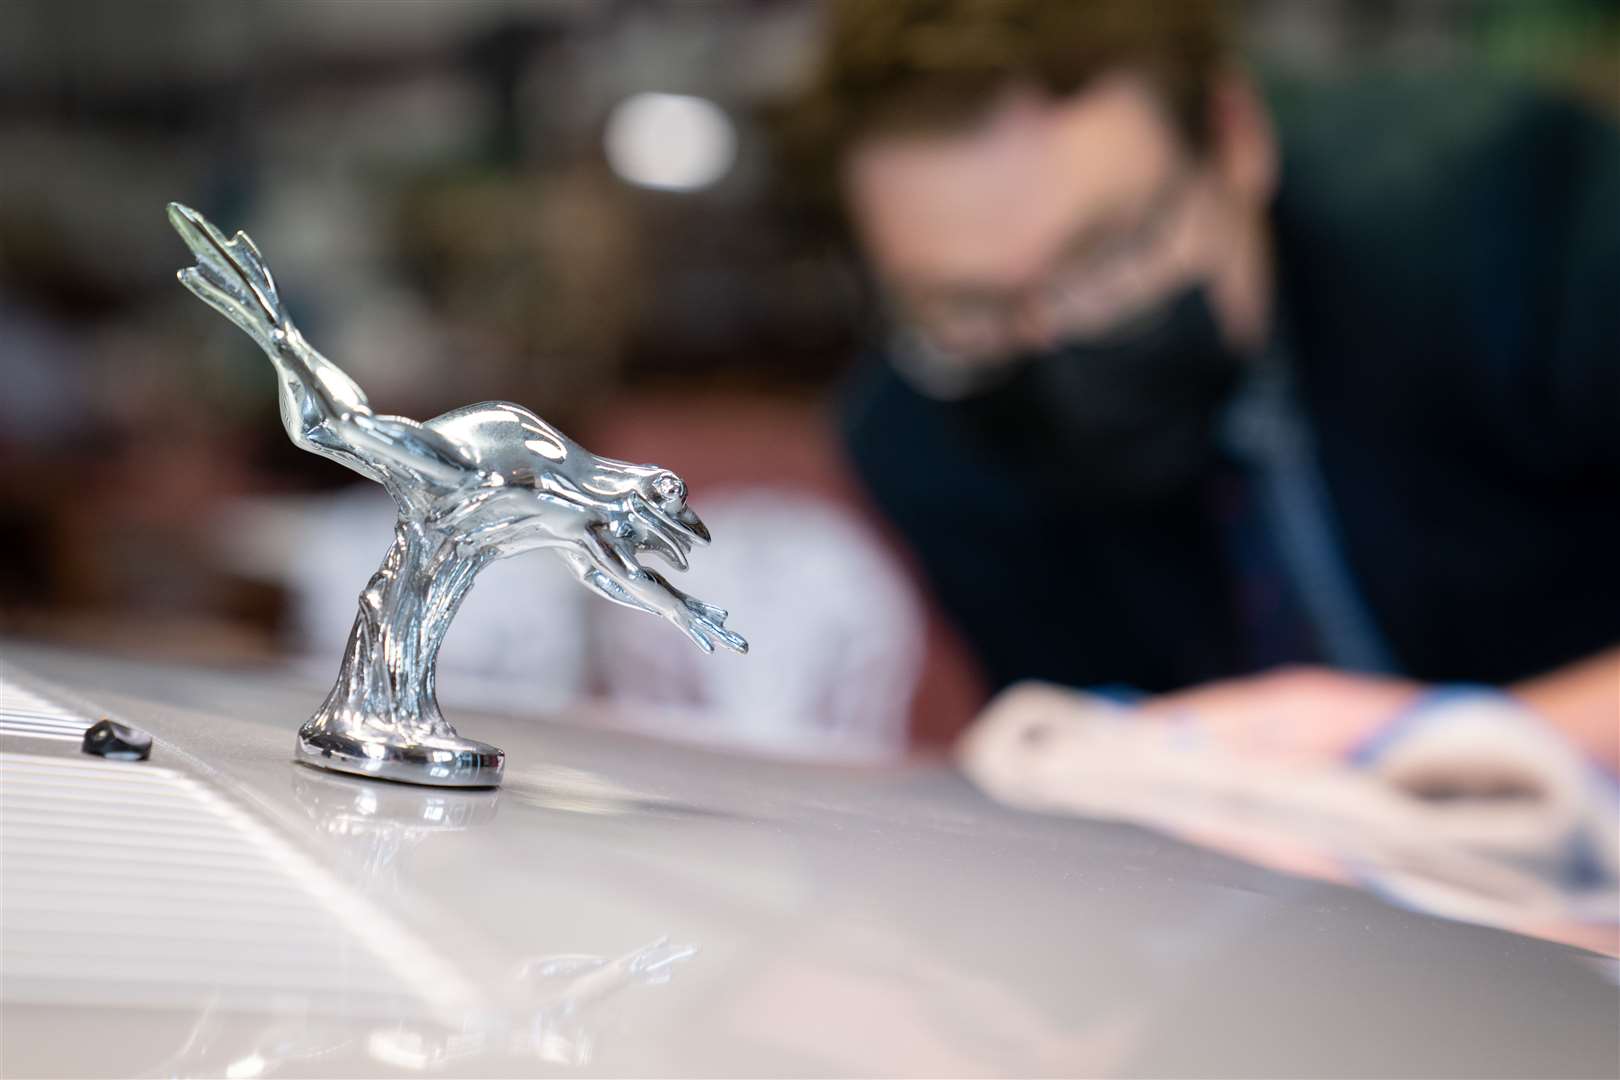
[296,722,504,788]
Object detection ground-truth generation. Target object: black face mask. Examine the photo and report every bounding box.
[933,286,1247,503]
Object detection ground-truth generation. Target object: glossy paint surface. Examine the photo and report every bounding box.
[2,643,1616,1078]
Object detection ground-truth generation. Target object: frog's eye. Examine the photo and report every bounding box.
[650,473,686,507]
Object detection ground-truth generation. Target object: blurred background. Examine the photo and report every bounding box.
[1,0,1615,761]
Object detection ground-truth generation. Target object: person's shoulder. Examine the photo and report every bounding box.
[1270,74,1620,466]
[1269,72,1617,242]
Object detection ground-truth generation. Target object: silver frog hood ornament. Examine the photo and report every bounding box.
[168,202,746,788]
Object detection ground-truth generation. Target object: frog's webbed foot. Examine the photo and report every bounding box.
[644,569,748,655]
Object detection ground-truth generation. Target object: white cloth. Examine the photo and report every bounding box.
[959,682,1620,948]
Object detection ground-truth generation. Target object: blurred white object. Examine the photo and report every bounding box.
[219,486,923,761]
[960,682,1620,946]
[592,489,924,762]
[604,92,737,191]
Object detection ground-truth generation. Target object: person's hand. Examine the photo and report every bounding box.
[1136,665,1424,763]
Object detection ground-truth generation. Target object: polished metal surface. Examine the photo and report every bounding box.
[167,203,745,787]
[3,644,1617,1078]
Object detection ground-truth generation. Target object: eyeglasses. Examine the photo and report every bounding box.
[888,163,1201,375]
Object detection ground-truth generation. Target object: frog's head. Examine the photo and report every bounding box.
[594,469,708,573]
[635,470,709,544]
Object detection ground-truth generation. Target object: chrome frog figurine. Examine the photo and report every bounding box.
[168,202,746,787]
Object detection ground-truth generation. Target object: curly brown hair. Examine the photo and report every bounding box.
[784,0,1232,200]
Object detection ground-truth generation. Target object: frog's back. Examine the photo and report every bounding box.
[426,401,577,473]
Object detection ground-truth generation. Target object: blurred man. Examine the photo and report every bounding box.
[798,1,1618,765]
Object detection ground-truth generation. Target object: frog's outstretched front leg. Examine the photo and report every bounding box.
[620,564,748,655]
[167,202,472,491]
[562,551,661,618]
[562,540,747,655]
